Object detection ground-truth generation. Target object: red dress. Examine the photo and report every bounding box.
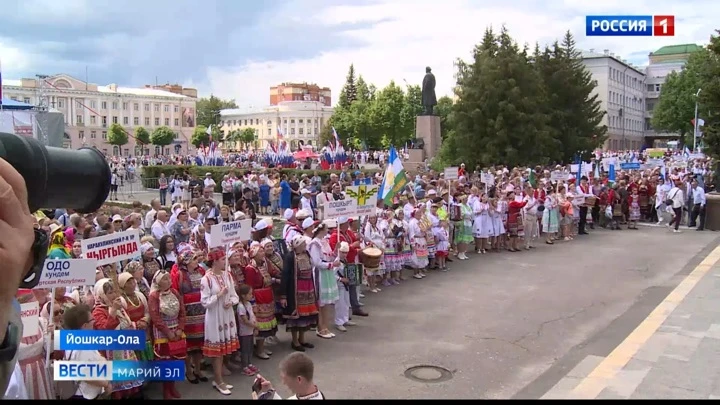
[243,263,278,337]
[507,200,528,236]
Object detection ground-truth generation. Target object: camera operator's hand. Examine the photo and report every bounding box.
[0,158,34,341]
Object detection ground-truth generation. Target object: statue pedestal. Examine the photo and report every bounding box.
[416,115,441,161]
[705,192,720,231]
[404,149,425,174]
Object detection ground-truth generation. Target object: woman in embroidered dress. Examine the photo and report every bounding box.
[92,278,144,399]
[427,203,442,267]
[228,246,248,296]
[628,187,641,229]
[170,249,208,384]
[201,248,240,396]
[16,290,53,400]
[542,187,560,244]
[362,213,386,292]
[243,245,279,358]
[307,223,339,339]
[397,209,413,274]
[281,235,319,352]
[472,193,492,254]
[261,238,284,343]
[454,193,474,260]
[408,209,429,279]
[383,209,403,283]
[420,205,436,271]
[141,242,161,286]
[190,224,209,254]
[118,268,153,362]
[147,270,186,399]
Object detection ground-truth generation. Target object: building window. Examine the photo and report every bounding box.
[90,116,97,125]
[134,103,139,111]
[124,148,129,156]
[164,105,169,112]
[165,118,170,126]
[154,104,160,112]
[174,118,179,126]
[290,119,295,124]
[123,117,129,125]
[23,97,30,104]
[255,119,259,125]
[90,131,96,139]
[101,101,107,109]
[112,101,118,110]
[299,128,304,135]
[174,132,179,139]
[244,120,248,125]
[299,119,304,124]
[174,106,179,113]
[154,118,160,126]
[267,120,272,126]
[314,128,318,135]
[134,117,139,125]
[90,101,97,108]
[102,131,107,140]
[112,116,118,124]
[76,115,83,124]
[268,128,272,135]
[145,117,150,126]
[122,102,128,110]
[144,104,150,111]
[102,116,107,127]
[290,128,295,135]
[233,120,237,125]
[79,130,84,140]
[283,119,287,124]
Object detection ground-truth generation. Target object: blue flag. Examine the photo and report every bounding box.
[608,164,616,183]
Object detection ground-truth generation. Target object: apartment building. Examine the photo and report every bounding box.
[270,83,331,106]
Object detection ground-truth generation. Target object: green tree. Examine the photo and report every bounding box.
[240,127,256,150]
[196,95,238,128]
[435,96,454,140]
[191,126,210,148]
[135,127,150,145]
[107,123,128,147]
[534,31,607,163]
[338,64,357,109]
[441,26,551,167]
[369,81,407,148]
[150,126,176,153]
[652,49,709,148]
[697,31,720,186]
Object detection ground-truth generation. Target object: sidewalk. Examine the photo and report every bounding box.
[542,244,720,399]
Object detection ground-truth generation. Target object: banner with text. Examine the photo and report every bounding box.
[345,185,379,216]
[35,259,98,289]
[20,301,39,338]
[326,199,358,219]
[81,229,141,266]
[210,219,252,248]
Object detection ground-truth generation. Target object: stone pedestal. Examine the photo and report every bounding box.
[705,192,720,231]
[416,115,441,160]
[404,149,425,175]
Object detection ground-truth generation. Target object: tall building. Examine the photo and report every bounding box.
[270,83,331,106]
[581,50,647,150]
[644,44,704,147]
[219,101,333,150]
[1,75,197,155]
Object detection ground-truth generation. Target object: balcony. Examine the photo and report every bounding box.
[645,91,660,99]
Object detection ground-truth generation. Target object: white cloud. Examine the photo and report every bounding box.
[204,0,719,107]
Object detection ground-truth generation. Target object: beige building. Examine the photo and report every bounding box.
[219,101,333,151]
[1,75,197,156]
[270,83,331,106]
[581,50,646,151]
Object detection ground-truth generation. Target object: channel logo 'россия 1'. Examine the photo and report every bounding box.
[586,15,674,36]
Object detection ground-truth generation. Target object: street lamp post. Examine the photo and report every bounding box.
[693,88,702,153]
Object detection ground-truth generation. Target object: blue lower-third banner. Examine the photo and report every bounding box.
[53,360,185,382]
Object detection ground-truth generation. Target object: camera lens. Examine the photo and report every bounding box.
[0,132,111,213]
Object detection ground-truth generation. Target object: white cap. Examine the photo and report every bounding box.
[301,188,311,194]
[283,209,295,220]
[302,217,315,229]
[111,214,123,222]
[254,220,269,231]
[428,189,437,196]
[323,219,337,228]
[337,216,349,225]
[296,209,311,219]
[233,211,246,221]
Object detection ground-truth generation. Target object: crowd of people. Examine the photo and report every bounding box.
[13,147,711,400]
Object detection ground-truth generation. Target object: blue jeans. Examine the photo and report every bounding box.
[159,189,167,205]
[270,199,278,215]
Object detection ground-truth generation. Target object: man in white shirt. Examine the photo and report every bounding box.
[144,198,161,234]
[690,179,707,231]
[151,210,170,240]
[203,173,216,198]
[316,184,333,220]
[300,189,315,220]
[522,184,539,250]
[668,179,685,233]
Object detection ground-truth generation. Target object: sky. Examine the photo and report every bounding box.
[1,0,718,108]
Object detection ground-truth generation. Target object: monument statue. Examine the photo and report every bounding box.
[421,66,437,115]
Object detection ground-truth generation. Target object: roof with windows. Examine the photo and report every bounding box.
[651,44,703,56]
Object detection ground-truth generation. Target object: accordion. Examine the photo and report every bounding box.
[449,205,462,221]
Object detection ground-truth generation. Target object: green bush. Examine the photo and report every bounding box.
[140,165,381,191]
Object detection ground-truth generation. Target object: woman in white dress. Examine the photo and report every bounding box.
[472,193,492,254]
[307,223,339,339]
[363,213,386,292]
[170,175,183,205]
[181,175,192,208]
[408,209,429,279]
[200,248,240,396]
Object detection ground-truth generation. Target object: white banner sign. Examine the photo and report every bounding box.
[345,185,378,216]
[444,167,459,181]
[35,259,98,289]
[210,219,253,248]
[481,173,495,186]
[81,229,141,266]
[20,301,39,338]
[550,171,566,182]
[326,199,358,219]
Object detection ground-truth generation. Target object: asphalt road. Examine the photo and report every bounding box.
[135,224,717,399]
